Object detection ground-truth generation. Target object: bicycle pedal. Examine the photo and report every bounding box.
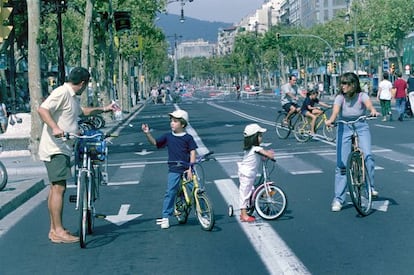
[69,195,77,203]
[95,213,106,219]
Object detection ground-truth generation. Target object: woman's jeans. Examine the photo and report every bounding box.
[334,121,375,204]
[162,172,181,218]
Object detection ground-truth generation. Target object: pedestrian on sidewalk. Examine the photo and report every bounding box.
[377,72,393,121]
[141,109,197,229]
[38,67,116,244]
[393,71,408,121]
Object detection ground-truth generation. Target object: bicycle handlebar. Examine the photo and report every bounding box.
[168,151,216,167]
[335,115,377,126]
[62,132,117,141]
[255,151,276,162]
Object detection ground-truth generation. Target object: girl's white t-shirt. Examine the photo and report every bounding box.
[237,146,262,178]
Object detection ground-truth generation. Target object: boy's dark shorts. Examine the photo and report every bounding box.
[44,154,71,185]
[282,102,299,112]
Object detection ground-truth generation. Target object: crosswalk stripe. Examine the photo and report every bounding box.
[214,179,310,275]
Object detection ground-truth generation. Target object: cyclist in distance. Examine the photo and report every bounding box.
[38,67,116,244]
[300,89,331,135]
[142,109,197,229]
[280,75,301,123]
[237,123,275,222]
[325,72,379,212]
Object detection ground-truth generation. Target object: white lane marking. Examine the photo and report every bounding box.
[67,181,139,188]
[120,164,145,169]
[177,103,310,274]
[105,204,142,226]
[107,181,139,186]
[371,200,390,212]
[215,179,310,275]
[374,124,395,129]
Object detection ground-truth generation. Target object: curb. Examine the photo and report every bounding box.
[0,103,146,220]
[0,179,46,220]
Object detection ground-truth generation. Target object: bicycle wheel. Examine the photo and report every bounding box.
[322,124,336,142]
[346,151,372,216]
[294,120,311,142]
[174,189,189,224]
[195,191,215,231]
[78,171,88,248]
[87,170,97,235]
[0,161,8,191]
[275,112,291,139]
[254,184,287,220]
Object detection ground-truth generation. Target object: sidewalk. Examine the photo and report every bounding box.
[0,103,144,220]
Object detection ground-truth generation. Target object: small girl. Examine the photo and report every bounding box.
[237,123,275,222]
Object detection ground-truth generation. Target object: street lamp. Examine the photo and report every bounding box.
[165,0,194,23]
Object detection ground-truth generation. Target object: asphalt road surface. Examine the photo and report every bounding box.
[1,90,414,274]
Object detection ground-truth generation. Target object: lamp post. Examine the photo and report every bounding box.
[346,0,358,73]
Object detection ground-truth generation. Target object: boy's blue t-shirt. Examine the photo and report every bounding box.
[301,97,319,112]
[156,131,198,173]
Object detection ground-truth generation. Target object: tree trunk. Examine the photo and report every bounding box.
[26,0,43,160]
[80,0,94,106]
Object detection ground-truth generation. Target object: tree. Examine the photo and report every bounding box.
[26,0,43,159]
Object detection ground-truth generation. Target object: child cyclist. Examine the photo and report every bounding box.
[300,89,331,135]
[237,123,275,222]
[142,109,197,229]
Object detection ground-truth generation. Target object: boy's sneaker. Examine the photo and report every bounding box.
[331,200,342,212]
[156,218,170,229]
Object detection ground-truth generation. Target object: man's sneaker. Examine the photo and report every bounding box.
[156,218,170,229]
[371,189,379,197]
[331,200,342,212]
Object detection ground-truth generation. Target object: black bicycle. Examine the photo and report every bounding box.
[275,109,304,139]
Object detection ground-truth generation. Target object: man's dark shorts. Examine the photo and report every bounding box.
[44,154,71,185]
[282,102,299,112]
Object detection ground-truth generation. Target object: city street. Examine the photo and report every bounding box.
[1,91,414,274]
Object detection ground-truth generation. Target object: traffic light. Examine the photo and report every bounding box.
[0,0,13,43]
[300,69,305,79]
[276,33,280,40]
[333,62,337,73]
[390,63,395,74]
[327,62,332,73]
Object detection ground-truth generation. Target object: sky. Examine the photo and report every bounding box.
[167,0,265,23]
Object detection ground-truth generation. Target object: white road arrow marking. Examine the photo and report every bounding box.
[135,149,153,156]
[371,200,390,212]
[105,204,142,226]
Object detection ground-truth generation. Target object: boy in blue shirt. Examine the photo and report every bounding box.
[300,89,331,134]
[142,109,197,229]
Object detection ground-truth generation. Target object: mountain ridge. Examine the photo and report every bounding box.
[156,13,234,43]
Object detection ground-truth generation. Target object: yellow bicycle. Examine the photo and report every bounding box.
[294,107,336,142]
[174,152,215,231]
